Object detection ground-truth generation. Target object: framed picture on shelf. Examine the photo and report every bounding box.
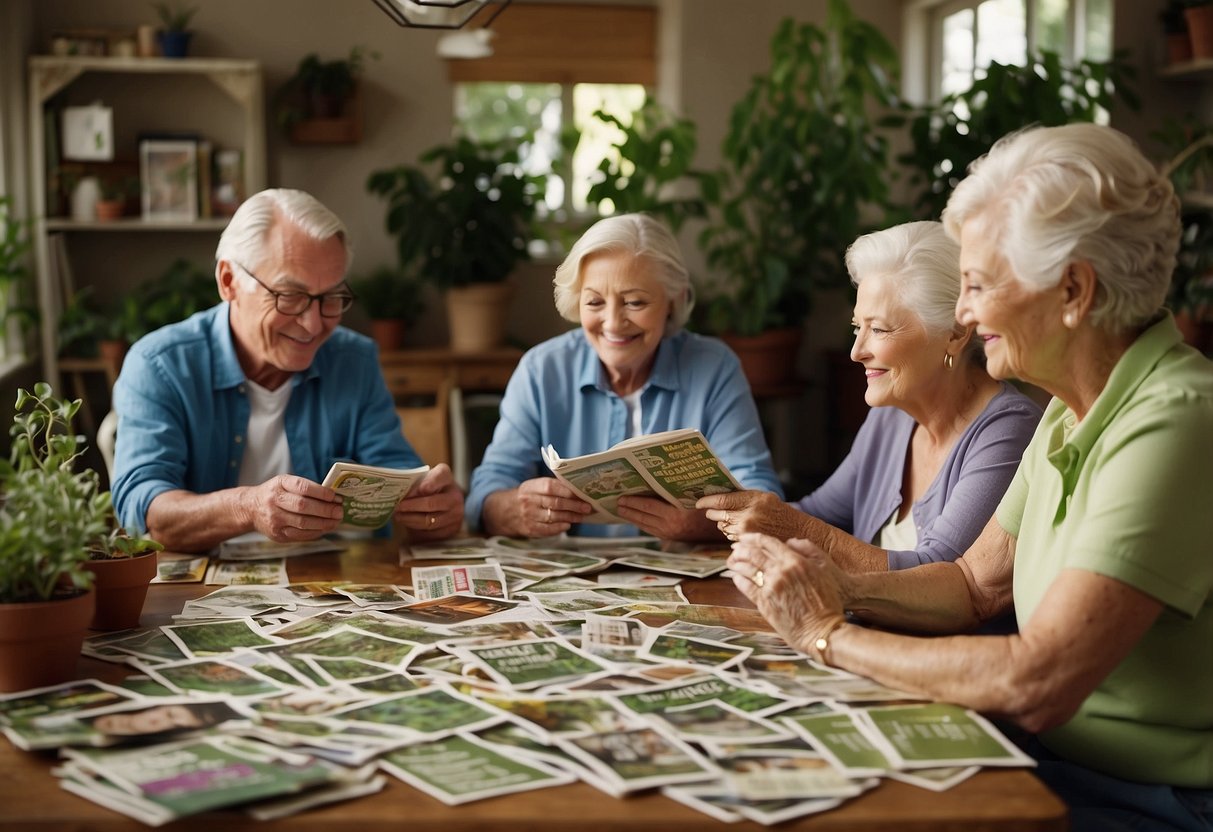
[139,139,198,222]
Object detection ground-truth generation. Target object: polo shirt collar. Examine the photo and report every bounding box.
[575,330,684,395]
[1047,312,1181,492]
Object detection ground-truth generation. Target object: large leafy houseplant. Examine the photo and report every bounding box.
[367,135,547,291]
[584,95,707,233]
[900,49,1138,220]
[695,2,905,337]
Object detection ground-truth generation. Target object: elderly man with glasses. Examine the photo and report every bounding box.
[111,188,463,552]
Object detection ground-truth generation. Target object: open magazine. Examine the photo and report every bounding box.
[541,429,741,524]
[321,462,430,529]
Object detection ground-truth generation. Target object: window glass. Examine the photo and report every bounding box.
[941,9,976,97]
[456,81,645,216]
[1034,0,1068,55]
[1083,0,1113,60]
[975,0,1027,70]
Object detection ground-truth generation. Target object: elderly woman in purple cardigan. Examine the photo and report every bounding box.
[701,221,1041,573]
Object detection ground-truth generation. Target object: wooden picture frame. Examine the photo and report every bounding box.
[139,139,198,222]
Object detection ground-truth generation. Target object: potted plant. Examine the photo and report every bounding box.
[151,1,198,59]
[1158,118,1213,351]
[583,95,707,233]
[0,387,130,688]
[94,176,137,222]
[276,46,377,140]
[900,49,1138,222]
[1184,0,1213,61]
[694,1,904,388]
[367,134,547,352]
[57,286,106,359]
[1163,1,1194,65]
[350,264,426,352]
[0,197,35,349]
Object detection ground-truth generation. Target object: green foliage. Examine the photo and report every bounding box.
[583,96,707,232]
[0,384,107,602]
[349,264,426,324]
[0,197,35,342]
[695,2,905,337]
[367,135,547,290]
[276,47,378,129]
[1157,119,1213,317]
[151,1,198,32]
[900,49,1138,220]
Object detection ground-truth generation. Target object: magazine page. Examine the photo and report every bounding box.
[541,429,740,523]
[321,461,430,529]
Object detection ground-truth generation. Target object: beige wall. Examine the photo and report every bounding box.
[22,0,1190,483]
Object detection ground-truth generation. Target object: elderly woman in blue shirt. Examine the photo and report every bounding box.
[702,221,1042,572]
[466,213,783,540]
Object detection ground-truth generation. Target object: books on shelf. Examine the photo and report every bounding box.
[541,429,741,524]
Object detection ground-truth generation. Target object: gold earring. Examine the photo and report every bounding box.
[943,353,954,370]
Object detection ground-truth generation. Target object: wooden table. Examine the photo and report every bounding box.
[0,541,1068,831]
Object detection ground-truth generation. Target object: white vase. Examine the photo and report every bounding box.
[71,176,101,222]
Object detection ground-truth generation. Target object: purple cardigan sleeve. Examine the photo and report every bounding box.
[797,383,1042,570]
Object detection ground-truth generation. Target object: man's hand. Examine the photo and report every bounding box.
[240,475,345,541]
[395,464,464,540]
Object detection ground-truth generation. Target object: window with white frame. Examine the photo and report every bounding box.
[928,0,1113,99]
[455,81,647,218]
[444,3,655,223]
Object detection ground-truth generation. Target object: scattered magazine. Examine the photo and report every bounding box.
[1,538,1037,826]
[151,555,209,583]
[541,428,741,523]
[411,564,508,601]
[321,461,430,529]
[218,537,344,561]
[204,559,289,586]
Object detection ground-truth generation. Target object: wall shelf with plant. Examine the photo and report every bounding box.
[276,47,376,145]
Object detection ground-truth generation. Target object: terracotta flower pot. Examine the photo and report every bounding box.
[86,552,158,631]
[0,591,95,692]
[1186,5,1213,60]
[720,327,803,392]
[446,282,515,353]
[370,318,407,352]
[94,199,125,221]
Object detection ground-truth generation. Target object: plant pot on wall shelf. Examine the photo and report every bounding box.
[289,84,363,145]
[447,282,515,353]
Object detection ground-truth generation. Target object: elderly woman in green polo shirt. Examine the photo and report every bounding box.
[726,123,1213,832]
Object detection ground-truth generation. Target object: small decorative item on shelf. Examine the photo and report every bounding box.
[94,175,137,222]
[276,46,377,144]
[1184,0,1213,61]
[1162,2,1194,66]
[350,264,426,352]
[151,0,198,59]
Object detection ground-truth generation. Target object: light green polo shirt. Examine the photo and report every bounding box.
[997,313,1213,788]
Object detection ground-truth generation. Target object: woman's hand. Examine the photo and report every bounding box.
[615,495,722,542]
[727,533,849,656]
[699,491,807,542]
[483,477,592,538]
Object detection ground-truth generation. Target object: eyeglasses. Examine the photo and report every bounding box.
[235,263,356,318]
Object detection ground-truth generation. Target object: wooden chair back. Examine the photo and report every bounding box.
[379,362,453,468]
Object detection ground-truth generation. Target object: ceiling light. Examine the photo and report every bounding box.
[371,0,512,30]
[436,29,496,59]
